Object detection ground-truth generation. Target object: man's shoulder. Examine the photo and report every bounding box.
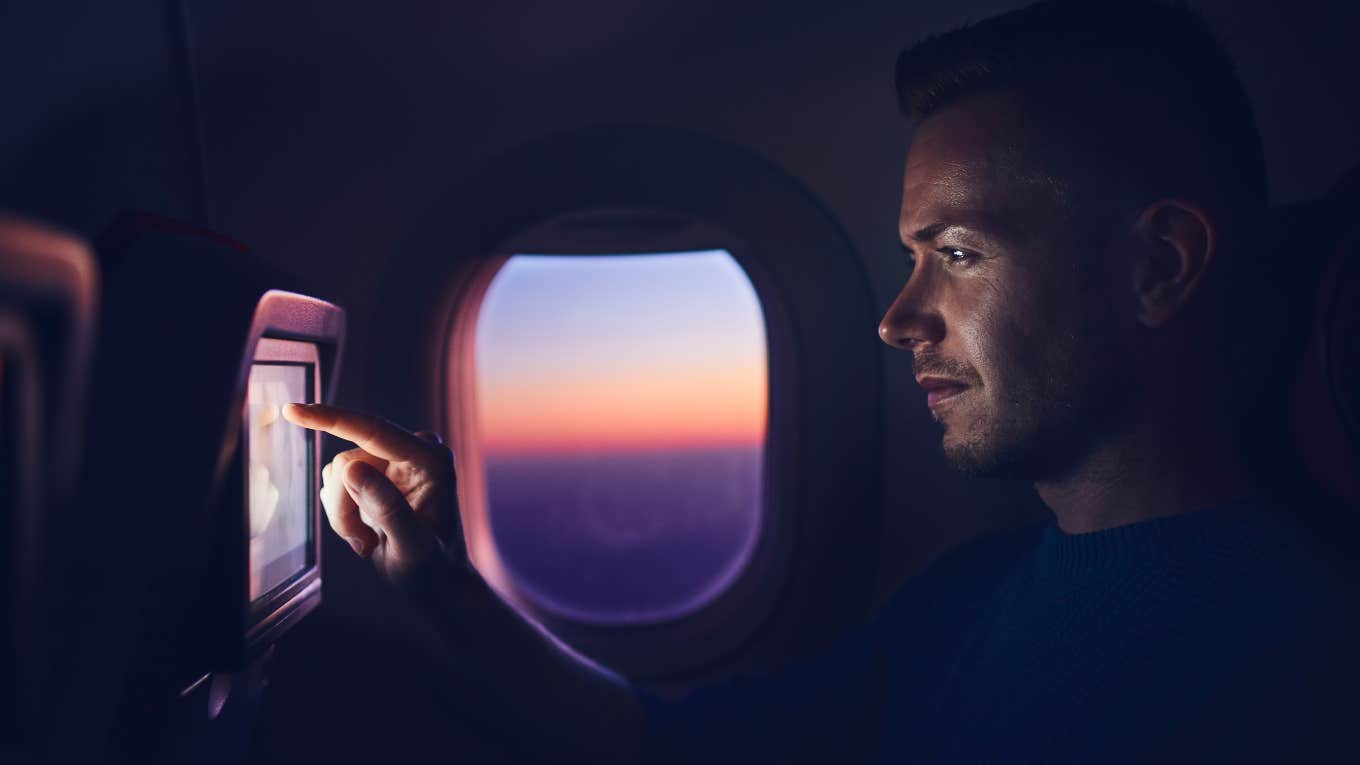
[1223,493,1360,607]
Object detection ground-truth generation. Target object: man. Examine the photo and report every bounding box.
[284,0,1358,761]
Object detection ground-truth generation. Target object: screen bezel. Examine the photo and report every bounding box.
[242,337,322,650]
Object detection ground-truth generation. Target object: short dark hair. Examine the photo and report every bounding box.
[894,0,1267,239]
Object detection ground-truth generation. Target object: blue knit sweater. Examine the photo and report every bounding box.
[642,496,1360,762]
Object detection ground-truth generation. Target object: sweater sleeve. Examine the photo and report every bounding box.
[633,523,1044,764]
[636,619,891,765]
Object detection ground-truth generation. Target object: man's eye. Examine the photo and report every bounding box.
[939,247,975,265]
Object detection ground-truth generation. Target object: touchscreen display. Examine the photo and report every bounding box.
[246,363,313,602]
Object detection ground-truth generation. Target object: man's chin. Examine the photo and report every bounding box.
[942,441,993,478]
[941,428,1034,480]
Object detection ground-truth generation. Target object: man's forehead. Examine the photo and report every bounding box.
[900,148,1020,240]
[899,94,1070,240]
[904,119,1016,199]
[902,156,999,215]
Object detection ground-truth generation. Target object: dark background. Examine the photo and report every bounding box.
[4,0,1358,760]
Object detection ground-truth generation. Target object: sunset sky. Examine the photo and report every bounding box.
[474,251,768,457]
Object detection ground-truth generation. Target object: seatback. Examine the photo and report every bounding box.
[48,212,301,764]
[0,215,99,764]
[1289,166,1360,507]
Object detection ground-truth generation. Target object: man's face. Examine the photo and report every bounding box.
[880,89,1134,479]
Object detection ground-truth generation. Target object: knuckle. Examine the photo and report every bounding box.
[411,449,444,474]
[322,497,347,529]
[420,442,453,473]
[320,484,348,517]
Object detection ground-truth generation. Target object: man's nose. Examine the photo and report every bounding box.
[878,271,944,350]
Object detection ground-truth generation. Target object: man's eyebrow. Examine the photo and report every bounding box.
[903,221,968,243]
[901,213,1021,246]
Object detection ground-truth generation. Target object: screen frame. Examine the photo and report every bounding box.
[242,337,321,648]
[219,289,344,666]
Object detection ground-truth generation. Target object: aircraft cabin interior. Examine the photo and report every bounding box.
[3,0,1360,762]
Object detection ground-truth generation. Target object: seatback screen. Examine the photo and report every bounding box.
[245,344,317,603]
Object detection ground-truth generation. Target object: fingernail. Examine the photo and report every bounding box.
[348,538,366,556]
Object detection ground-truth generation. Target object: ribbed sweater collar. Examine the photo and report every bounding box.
[1035,494,1269,577]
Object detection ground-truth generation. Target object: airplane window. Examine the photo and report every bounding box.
[471,250,768,624]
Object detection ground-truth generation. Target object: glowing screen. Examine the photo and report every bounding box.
[474,250,768,624]
[246,363,313,602]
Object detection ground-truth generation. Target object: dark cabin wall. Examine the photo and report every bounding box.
[186,0,1360,612]
[0,0,202,237]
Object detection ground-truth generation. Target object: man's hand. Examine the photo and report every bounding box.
[281,403,466,584]
[285,405,643,765]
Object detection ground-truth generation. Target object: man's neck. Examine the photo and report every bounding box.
[1035,407,1255,535]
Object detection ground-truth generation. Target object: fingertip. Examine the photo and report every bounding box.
[281,402,310,424]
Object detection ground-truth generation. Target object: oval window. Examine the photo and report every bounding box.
[472,250,768,624]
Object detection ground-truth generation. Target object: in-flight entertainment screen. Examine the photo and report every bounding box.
[245,359,315,603]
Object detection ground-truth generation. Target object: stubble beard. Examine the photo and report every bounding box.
[941,360,1127,482]
[940,389,1046,479]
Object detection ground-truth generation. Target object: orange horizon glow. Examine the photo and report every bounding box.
[479,353,767,457]
[481,437,767,459]
[473,251,768,460]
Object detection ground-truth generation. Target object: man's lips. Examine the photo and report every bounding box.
[916,376,969,408]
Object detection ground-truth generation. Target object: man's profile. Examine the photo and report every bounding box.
[283,0,1359,761]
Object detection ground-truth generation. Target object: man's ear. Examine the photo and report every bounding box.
[1130,199,1218,328]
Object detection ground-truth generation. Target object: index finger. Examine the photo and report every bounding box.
[282,403,433,464]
